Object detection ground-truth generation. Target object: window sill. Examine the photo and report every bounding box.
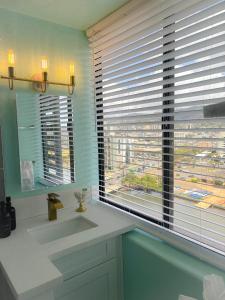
[98,199,225,272]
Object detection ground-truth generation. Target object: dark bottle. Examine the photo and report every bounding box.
[6,197,16,231]
[0,201,11,238]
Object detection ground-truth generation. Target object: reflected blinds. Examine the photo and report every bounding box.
[39,95,75,185]
[90,0,225,253]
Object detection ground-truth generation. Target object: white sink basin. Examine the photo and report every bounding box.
[29,216,97,245]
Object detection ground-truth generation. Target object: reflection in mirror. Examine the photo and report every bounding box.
[16,93,75,191]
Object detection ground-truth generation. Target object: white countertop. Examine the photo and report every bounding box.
[0,202,135,300]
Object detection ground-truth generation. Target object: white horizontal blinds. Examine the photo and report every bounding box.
[39,95,75,185]
[95,1,166,222]
[92,0,225,253]
[170,0,225,252]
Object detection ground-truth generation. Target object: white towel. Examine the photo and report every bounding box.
[179,274,225,300]
[203,274,225,300]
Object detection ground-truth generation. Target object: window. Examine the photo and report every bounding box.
[90,0,225,253]
[39,94,75,185]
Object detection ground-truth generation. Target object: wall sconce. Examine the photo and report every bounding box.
[8,49,15,90]
[69,63,75,95]
[41,57,48,93]
[0,51,75,95]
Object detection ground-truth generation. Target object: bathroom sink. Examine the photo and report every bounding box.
[29,216,97,245]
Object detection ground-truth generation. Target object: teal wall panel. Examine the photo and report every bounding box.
[0,8,98,198]
[123,230,225,300]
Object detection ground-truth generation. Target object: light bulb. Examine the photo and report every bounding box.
[69,63,75,76]
[8,49,15,67]
[41,57,48,71]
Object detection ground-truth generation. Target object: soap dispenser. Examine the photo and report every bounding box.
[0,201,11,238]
[6,196,16,230]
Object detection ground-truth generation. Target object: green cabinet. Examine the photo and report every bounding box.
[53,237,123,300]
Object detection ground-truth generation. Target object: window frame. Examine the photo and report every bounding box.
[96,20,177,229]
[90,0,225,259]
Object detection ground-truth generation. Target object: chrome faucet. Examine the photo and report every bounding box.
[47,193,64,221]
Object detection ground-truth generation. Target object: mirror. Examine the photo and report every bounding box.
[16,93,75,191]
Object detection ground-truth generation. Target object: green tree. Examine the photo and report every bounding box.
[122,173,162,192]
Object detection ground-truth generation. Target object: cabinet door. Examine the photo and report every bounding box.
[54,259,118,300]
[53,239,118,281]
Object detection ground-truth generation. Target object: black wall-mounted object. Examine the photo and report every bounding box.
[6,197,16,231]
[0,201,11,238]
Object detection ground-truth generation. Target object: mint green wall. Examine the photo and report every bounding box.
[0,0,129,31]
[123,230,225,300]
[0,8,98,198]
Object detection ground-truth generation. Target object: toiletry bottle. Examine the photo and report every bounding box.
[6,196,16,230]
[0,201,11,238]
